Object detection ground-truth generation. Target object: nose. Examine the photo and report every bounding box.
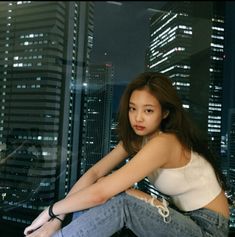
[135,111,143,122]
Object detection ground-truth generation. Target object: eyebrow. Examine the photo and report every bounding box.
[129,102,155,107]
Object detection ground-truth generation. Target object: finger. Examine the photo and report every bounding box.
[24,221,43,235]
[24,225,39,236]
[26,227,40,237]
[24,226,33,235]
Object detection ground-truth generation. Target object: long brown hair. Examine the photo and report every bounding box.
[117,72,226,189]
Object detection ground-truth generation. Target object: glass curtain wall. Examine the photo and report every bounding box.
[0,1,234,236]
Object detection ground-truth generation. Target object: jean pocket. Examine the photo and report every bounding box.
[189,209,229,236]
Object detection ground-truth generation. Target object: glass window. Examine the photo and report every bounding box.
[0,1,234,236]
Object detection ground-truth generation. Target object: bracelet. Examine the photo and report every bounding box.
[48,203,63,223]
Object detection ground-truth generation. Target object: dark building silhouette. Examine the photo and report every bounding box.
[0,1,94,234]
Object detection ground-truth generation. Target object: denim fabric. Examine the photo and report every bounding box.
[52,192,229,237]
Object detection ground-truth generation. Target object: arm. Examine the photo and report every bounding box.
[66,141,128,196]
[24,141,128,236]
[50,134,172,215]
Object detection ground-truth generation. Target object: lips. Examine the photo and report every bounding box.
[134,125,145,131]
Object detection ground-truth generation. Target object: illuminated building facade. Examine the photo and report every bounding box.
[228,109,235,192]
[228,108,235,229]
[221,134,228,177]
[147,1,192,109]
[147,1,225,157]
[206,3,225,158]
[0,1,94,232]
[79,64,114,174]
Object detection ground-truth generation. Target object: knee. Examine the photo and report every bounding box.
[72,210,87,220]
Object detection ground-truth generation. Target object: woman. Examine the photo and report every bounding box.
[24,72,229,237]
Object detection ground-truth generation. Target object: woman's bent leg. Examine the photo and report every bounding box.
[52,192,228,237]
[124,193,228,237]
[52,193,126,237]
[72,210,88,221]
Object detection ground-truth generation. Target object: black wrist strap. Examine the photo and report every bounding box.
[48,203,63,223]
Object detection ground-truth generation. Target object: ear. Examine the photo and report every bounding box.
[163,110,169,119]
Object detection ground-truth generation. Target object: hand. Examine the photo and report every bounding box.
[24,218,62,237]
[24,207,50,236]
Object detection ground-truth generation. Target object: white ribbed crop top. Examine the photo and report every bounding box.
[148,150,221,211]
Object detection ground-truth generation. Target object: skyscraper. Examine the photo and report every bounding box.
[227,108,235,228]
[80,63,114,175]
[221,133,228,177]
[146,1,225,158]
[228,108,235,190]
[147,1,192,109]
[0,1,94,232]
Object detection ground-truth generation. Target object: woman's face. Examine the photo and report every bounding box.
[128,88,165,139]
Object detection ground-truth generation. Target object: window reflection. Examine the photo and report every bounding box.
[0,1,234,236]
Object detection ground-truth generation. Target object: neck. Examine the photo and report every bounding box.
[145,130,162,142]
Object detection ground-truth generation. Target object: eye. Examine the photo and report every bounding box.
[145,109,153,114]
[129,106,135,112]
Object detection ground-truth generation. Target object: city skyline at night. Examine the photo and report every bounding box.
[0,1,235,236]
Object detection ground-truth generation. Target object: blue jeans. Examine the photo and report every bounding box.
[52,192,229,237]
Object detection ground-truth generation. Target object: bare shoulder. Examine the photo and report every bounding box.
[151,132,191,168]
[146,132,181,156]
[150,132,179,147]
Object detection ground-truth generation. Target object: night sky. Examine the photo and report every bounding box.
[90,1,166,111]
[90,1,166,83]
[90,1,235,133]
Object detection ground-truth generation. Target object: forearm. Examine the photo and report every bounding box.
[66,142,128,198]
[24,166,103,234]
[53,169,99,221]
[50,183,105,217]
[53,143,128,217]
[24,180,106,236]
[66,168,99,197]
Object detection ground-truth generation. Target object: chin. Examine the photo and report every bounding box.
[134,131,147,136]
